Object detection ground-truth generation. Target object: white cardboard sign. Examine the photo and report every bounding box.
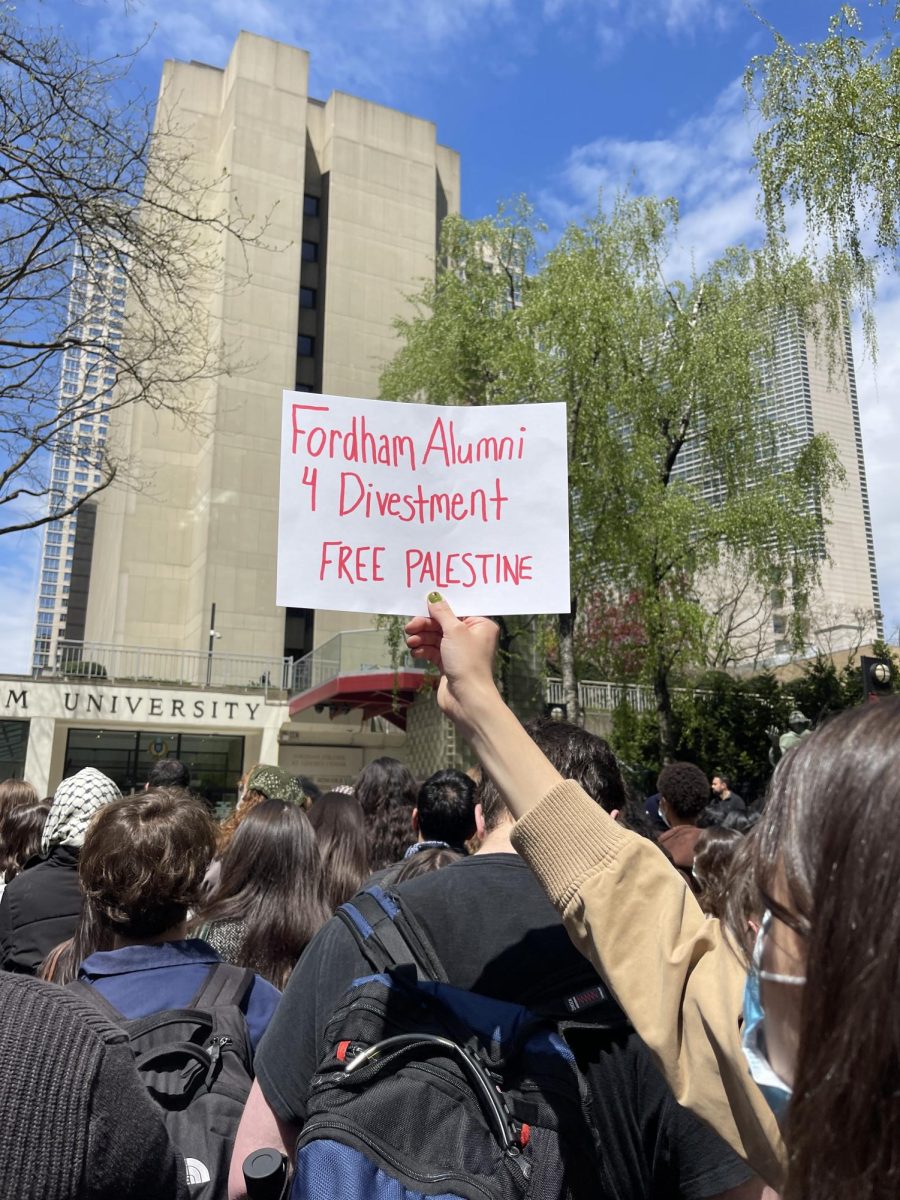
[277,392,571,616]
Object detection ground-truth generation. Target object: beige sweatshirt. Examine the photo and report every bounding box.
[510,780,785,1191]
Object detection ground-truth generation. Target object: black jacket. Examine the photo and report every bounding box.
[0,843,82,975]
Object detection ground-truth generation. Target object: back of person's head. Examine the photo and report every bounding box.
[692,826,743,919]
[80,788,216,941]
[391,846,463,884]
[0,777,38,825]
[41,767,122,857]
[218,761,309,853]
[146,758,190,791]
[308,791,371,909]
[415,769,476,848]
[354,756,418,870]
[728,698,900,1200]
[657,762,709,824]
[478,717,626,833]
[0,800,50,883]
[194,798,329,987]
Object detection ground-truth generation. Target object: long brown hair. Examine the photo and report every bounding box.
[193,799,330,988]
[726,699,900,1200]
[0,801,50,882]
[692,826,742,920]
[307,792,370,909]
[0,778,38,826]
[354,757,418,871]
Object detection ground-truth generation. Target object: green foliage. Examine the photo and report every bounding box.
[380,196,844,756]
[747,3,900,331]
[784,653,864,718]
[674,672,791,803]
[609,640,900,802]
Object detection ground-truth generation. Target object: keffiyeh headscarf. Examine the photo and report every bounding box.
[245,764,310,809]
[41,768,122,856]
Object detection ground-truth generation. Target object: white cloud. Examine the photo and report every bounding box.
[53,0,748,101]
[540,78,763,268]
[541,0,737,52]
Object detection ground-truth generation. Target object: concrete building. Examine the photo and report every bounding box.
[6,32,460,800]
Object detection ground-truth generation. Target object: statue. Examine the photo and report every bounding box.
[766,710,812,768]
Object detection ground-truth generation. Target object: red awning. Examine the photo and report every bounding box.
[288,670,431,730]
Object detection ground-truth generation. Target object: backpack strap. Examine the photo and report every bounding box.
[337,885,448,983]
[67,978,128,1026]
[188,962,256,1010]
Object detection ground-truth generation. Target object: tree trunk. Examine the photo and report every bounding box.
[558,601,582,726]
[496,617,513,704]
[654,657,676,761]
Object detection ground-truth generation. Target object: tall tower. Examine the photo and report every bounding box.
[762,312,882,654]
[83,33,460,661]
[31,253,123,671]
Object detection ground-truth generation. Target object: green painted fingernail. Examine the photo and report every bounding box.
[427,591,442,603]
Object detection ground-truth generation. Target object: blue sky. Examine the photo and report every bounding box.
[5,0,898,669]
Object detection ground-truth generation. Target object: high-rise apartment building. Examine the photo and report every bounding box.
[31,253,124,670]
[675,309,881,661]
[761,312,881,653]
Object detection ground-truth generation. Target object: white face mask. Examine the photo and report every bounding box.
[740,909,806,1120]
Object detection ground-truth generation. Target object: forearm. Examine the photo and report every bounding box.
[461,684,567,816]
[228,1080,298,1200]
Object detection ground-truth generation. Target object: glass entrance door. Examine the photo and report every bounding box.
[64,728,244,815]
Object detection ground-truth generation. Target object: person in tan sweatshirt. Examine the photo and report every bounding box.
[405,595,900,1200]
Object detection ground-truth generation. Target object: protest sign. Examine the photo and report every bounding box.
[277,392,570,616]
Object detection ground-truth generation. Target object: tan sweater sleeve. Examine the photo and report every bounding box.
[511,780,785,1190]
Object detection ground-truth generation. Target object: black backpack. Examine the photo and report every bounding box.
[289,884,626,1200]
[70,962,255,1199]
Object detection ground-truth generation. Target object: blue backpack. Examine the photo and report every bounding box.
[288,885,625,1200]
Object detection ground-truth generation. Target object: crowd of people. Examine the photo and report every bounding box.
[0,595,896,1199]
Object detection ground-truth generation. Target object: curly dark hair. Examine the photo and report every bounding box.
[80,788,217,939]
[657,762,709,821]
[354,757,418,871]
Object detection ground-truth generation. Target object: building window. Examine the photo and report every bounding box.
[300,287,317,309]
[297,335,315,358]
[295,383,314,393]
[303,194,320,218]
[302,240,319,263]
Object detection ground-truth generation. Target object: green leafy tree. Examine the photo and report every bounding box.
[525,197,842,755]
[382,197,843,755]
[746,2,900,332]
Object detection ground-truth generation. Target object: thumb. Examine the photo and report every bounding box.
[426,591,459,633]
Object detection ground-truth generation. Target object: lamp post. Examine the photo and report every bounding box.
[206,602,221,687]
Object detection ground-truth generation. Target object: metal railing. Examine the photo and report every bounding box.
[546,678,656,714]
[290,629,419,695]
[545,678,715,714]
[49,641,293,692]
